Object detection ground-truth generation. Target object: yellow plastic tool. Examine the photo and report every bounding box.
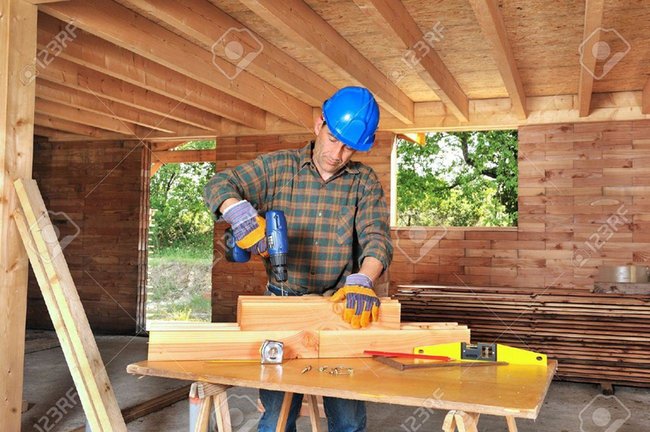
[413,342,547,366]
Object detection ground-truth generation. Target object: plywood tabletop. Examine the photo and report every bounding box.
[127,358,556,419]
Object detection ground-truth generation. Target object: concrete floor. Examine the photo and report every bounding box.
[21,333,650,432]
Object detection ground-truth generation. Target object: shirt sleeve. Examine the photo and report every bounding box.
[203,154,268,218]
[355,169,393,271]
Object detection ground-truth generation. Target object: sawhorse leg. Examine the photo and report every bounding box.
[442,411,518,432]
[189,382,232,432]
[275,392,323,432]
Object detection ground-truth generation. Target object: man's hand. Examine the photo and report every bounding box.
[330,273,380,328]
[222,200,267,254]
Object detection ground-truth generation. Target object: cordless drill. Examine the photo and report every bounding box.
[225,210,288,283]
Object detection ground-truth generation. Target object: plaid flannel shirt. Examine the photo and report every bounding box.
[204,141,393,294]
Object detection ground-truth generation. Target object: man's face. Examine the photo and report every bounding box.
[313,119,356,179]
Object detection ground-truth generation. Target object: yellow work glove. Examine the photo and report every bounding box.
[330,283,380,329]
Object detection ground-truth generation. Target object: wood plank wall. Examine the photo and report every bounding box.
[390,121,650,290]
[28,141,146,333]
[391,121,650,385]
[211,132,394,321]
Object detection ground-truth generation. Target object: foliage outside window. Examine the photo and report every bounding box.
[396,131,518,227]
[149,140,216,258]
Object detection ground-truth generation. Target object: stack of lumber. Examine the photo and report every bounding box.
[395,285,650,387]
[148,296,470,361]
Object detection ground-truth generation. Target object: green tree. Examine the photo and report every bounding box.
[149,140,216,255]
[397,131,518,227]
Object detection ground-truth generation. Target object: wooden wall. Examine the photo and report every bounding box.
[28,140,147,333]
[211,132,394,321]
[391,120,650,386]
[389,120,650,291]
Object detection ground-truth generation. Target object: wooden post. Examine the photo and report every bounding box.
[0,0,37,429]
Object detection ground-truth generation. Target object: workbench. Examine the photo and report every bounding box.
[127,357,556,431]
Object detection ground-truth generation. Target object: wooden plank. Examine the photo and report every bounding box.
[237,296,401,330]
[468,0,526,119]
[40,0,314,127]
[35,97,139,135]
[148,329,320,361]
[641,77,650,114]
[36,81,210,135]
[14,179,127,431]
[15,210,105,431]
[577,0,605,117]
[0,1,37,428]
[352,0,468,121]
[37,14,265,130]
[40,57,222,132]
[152,149,217,164]
[319,328,470,358]
[238,0,414,124]
[120,0,334,108]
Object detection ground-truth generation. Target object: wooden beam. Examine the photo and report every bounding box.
[150,162,163,177]
[238,0,415,125]
[37,14,266,130]
[40,0,314,128]
[0,2,37,428]
[34,125,89,140]
[467,0,527,119]
[40,57,223,132]
[14,179,127,431]
[351,0,468,122]
[318,328,470,358]
[577,0,605,117]
[35,113,128,138]
[121,0,335,107]
[380,91,650,133]
[36,80,214,137]
[237,296,401,330]
[148,329,320,361]
[643,76,650,115]
[148,326,469,361]
[152,149,217,164]
[36,97,139,135]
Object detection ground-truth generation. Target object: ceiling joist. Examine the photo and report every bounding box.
[468,0,527,120]
[352,0,469,122]
[238,0,415,125]
[577,0,605,117]
[39,58,223,132]
[119,0,336,107]
[37,13,267,130]
[40,0,314,128]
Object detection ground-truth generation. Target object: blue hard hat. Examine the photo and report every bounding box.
[322,86,380,152]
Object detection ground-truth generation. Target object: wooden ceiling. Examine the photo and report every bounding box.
[30,0,650,142]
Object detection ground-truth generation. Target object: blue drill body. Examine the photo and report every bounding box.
[225,210,289,283]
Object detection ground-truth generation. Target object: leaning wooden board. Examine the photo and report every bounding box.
[237,296,401,330]
[14,179,126,432]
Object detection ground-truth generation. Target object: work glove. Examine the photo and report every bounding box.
[330,273,380,329]
[222,200,267,255]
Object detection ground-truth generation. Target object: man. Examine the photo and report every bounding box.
[204,86,393,432]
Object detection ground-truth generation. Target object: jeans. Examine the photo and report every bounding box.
[259,283,367,431]
[258,389,367,432]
